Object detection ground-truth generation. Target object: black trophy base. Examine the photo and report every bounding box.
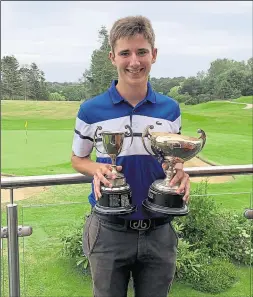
[94,186,136,215]
[142,185,189,216]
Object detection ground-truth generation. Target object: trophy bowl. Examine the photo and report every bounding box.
[142,126,206,216]
[93,125,136,215]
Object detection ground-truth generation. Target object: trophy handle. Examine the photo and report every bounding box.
[197,129,206,150]
[122,125,134,151]
[93,126,104,154]
[142,125,155,156]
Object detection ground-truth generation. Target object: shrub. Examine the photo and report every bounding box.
[61,222,89,274]
[177,181,253,265]
[184,97,198,105]
[196,93,212,103]
[49,92,66,101]
[175,238,202,281]
[190,258,238,294]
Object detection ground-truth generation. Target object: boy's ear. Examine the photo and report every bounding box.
[109,51,116,66]
[152,48,158,64]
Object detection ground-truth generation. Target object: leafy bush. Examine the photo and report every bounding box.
[49,92,66,101]
[61,222,89,273]
[184,96,198,105]
[167,87,193,104]
[175,238,202,280]
[177,182,253,265]
[196,93,212,103]
[190,258,238,294]
[184,93,213,105]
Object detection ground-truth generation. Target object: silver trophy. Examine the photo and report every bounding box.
[93,125,136,215]
[142,126,206,216]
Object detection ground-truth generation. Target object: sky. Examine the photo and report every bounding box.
[1,1,252,82]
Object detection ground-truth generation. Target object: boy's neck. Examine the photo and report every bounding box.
[116,80,148,107]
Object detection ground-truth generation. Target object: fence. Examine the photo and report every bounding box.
[1,164,253,297]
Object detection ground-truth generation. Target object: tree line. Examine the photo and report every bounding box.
[1,26,252,104]
[1,56,87,102]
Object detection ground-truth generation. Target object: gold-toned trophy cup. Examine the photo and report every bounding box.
[93,125,136,215]
[142,126,206,216]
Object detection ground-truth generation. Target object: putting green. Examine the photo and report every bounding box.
[2,130,73,169]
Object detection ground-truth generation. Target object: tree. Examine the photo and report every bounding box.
[196,70,206,81]
[49,92,66,101]
[208,58,245,78]
[39,70,49,100]
[1,55,22,99]
[61,85,87,101]
[168,86,181,99]
[215,79,232,100]
[19,65,30,100]
[241,72,253,96]
[26,63,49,100]
[81,26,118,97]
[168,86,192,103]
[27,63,41,99]
[150,77,186,95]
[241,58,253,96]
[179,76,202,96]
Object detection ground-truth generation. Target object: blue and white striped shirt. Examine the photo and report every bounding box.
[72,80,181,220]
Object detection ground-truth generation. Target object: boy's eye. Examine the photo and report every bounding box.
[138,50,147,56]
[120,52,129,56]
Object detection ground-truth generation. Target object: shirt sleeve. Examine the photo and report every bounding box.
[174,102,182,134]
[72,104,94,157]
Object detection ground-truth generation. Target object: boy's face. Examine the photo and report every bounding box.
[109,34,157,86]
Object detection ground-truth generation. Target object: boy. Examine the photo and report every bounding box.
[72,15,190,297]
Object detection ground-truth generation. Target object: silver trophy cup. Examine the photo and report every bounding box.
[93,125,136,215]
[142,126,206,216]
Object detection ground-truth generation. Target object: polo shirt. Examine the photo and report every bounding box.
[72,80,181,220]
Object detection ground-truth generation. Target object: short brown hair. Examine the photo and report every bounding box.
[109,16,155,52]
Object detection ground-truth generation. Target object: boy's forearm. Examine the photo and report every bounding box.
[71,154,100,176]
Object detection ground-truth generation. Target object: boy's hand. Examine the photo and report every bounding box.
[162,162,190,202]
[93,164,122,200]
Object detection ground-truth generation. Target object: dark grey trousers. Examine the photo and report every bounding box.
[83,212,178,297]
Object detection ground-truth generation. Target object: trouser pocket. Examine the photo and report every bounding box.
[82,214,92,256]
[83,212,101,256]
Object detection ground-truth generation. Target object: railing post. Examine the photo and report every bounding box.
[10,188,14,204]
[7,204,20,297]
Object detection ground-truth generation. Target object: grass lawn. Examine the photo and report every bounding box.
[1,97,252,296]
[1,130,75,175]
[1,100,79,176]
[1,97,252,175]
[180,101,252,165]
[233,95,252,104]
[191,175,252,211]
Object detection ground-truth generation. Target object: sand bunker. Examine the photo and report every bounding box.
[1,184,49,204]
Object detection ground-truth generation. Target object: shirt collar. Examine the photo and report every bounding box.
[108,80,156,105]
